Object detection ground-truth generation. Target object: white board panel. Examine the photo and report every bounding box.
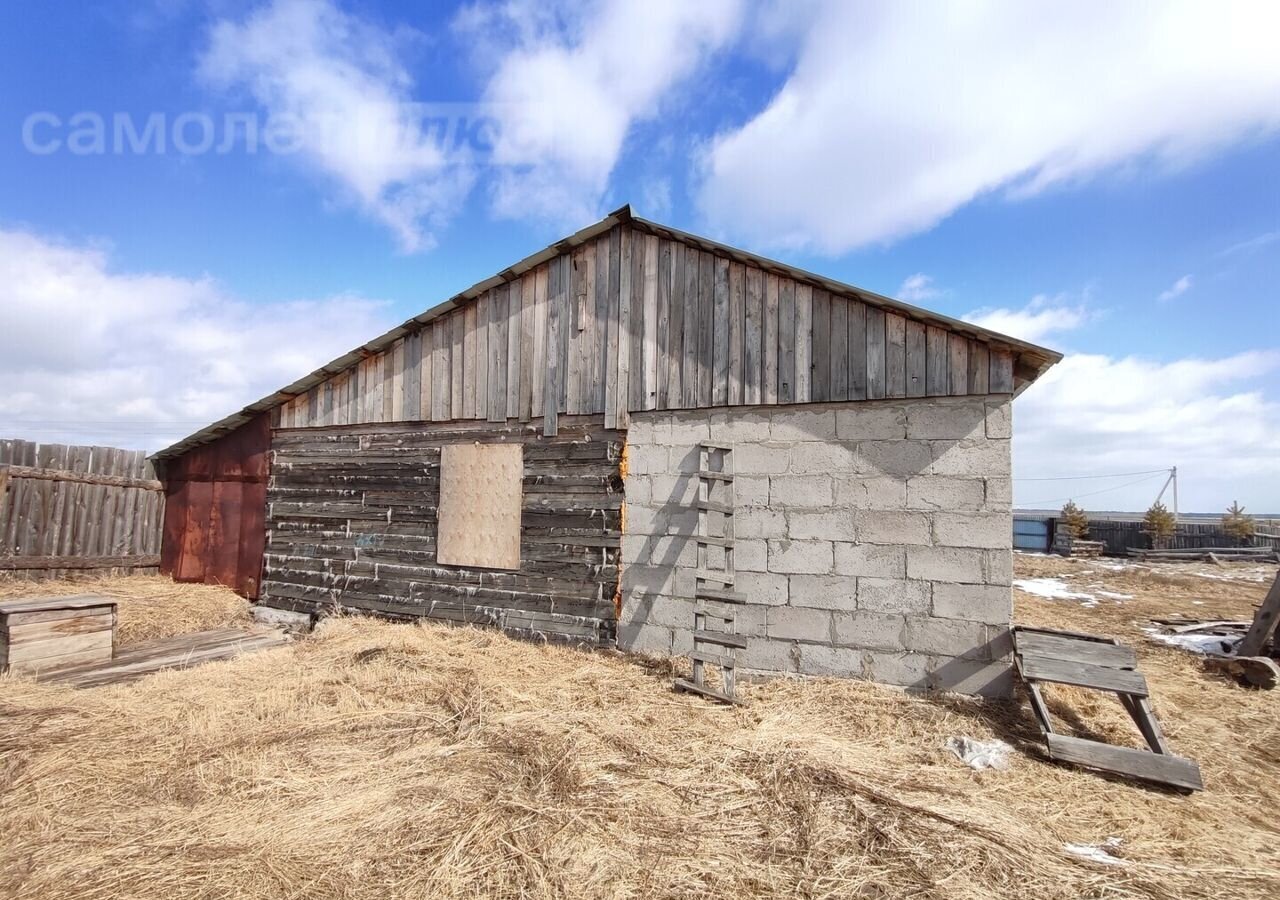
[437,442,522,570]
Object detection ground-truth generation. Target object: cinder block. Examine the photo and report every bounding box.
[833,543,906,578]
[904,617,992,660]
[857,577,931,615]
[648,535,698,569]
[833,609,906,650]
[734,475,770,507]
[622,504,662,536]
[931,512,1011,549]
[732,603,769,637]
[769,408,837,441]
[930,583,1011,625]
[626,416,656,446]
[984,400,1012,439]
[927,657,1015,697]
[801,644,865,678]
[627,596,694,629]
[668,444,702,473]
[770,475,833,508]
[788,508,855,541]
[906,546,985,584]
[740,571,789,606]
[788,574,857,610]
[621,562,675,598]
[855,510,931,545]
[668,415,710,444]
[739,637,799,673]
[929,439,1009,477]
[862,650,929,688]
[626,444,670,476]
[985,549,1013,586]
[905,399,986,440]
[789,442,860,475]
[835,403,907,440]
[624,474,652,506]
[835,476,907,509]
[733,442,792,475]
[252,605,313,631]
[857,440,933,478]
[984,477,1012,508]
[767,606,833,642]
[736,507,785,539]
[616,623,674,655]
[620,533,650,567]
[709,409,772,443]
[735,539,769,572]
[906,476,985,511]
[649,474,700,505]
[767,539,834,575]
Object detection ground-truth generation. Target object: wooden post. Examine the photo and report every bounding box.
[1238,572,1280,658]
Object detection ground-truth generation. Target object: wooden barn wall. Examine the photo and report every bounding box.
[0,440,163,579]
[159,414,270,599]
[261,416,622,646]
[274,224,1017,437]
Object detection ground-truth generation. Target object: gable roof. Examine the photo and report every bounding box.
[153,205,1061,461]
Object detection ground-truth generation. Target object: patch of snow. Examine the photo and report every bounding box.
[1144,627,1239,656]
[1064,838,1128,867]
[944,736,1011,771]
[1193,567,1274,583]
[1014,578,1099,607]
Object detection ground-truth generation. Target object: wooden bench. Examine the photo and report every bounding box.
[1014,625,1203,792]
[0,595,117,677]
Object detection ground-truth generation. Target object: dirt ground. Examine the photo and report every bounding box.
[0,555,1277,899]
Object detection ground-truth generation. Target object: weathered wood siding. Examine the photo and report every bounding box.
[274,224,1018,436]
[0,440,163,579]
[159,415,270,599]
[261,416,622,646]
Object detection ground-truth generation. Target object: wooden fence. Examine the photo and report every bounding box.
[1014,514,1280,556]
[0,439,164,580]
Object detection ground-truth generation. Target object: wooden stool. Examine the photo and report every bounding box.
[0,596,117,677]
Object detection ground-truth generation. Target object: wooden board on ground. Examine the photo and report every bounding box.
[1,595,117,676]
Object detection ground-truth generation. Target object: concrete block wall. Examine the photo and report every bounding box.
[618,396,1015,697]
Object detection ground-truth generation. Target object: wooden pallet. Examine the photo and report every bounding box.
[674,443,743,705]
[1013,625,1203,792]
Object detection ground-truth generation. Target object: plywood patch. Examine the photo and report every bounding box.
[437,443,523,570]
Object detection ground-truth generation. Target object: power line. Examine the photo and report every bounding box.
[1021,472,1168,508]
[1013,468,1169,482]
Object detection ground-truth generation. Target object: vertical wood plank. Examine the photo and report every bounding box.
[520,272,536,420]
[643,233,659,410]
[728,261,745,406]
[866,306,886,400]
[433,321,450,421]
[391,338,406,421]
[474,290,489,420]
[405,331,422,420]
[926,325,949,396]
[450,311,465,419]
[488,285,508,422]
[829,297,849,399]
[743,267,763,405]
[559,254,572,413]
[905,320,927,398]
[696,250,714,407]
[567,248,586,415]
[531,266,548,419]
[656,239,673,408]
[763,273,779,404]
[462,302,478,419]
[593,234,610,413]
[506,278,522,419]
[544,256,563,435]
[665,241,685,408]
[417,332,431,423]
[777,278,796,404]
[712,256,730,407]
[794,283,812,404]
[616,228,633,425]
[848,299,868,401]
[885,312,907,398]
[810,289,830,402]
[968,341,990,394]
[604,231,621,427]
[948,333,970,395]
[627,238,645,411]
[990,348,1015,393]
[681,242,699,408]
[580,244,599,413]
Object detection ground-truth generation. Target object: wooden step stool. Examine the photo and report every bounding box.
[0,595,117,677]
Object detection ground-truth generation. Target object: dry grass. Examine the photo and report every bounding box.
[0,575,251,644]
[0,558,1277,899]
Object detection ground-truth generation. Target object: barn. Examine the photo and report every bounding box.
[152,206,1060,697]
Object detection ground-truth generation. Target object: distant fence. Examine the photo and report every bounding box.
[0,439,164,580]
[1013,514,1280,556]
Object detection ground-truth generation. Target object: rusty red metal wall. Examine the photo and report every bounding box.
[159,414,270,599]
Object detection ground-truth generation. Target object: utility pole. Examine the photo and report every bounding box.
[1171,466,1178,522]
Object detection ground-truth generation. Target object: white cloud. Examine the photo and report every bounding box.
[455,0,743,226]
[965,294,1092,345]
[698,1,1280,253]
[1014,350,1280,511]
[1157,274,1193,303]
[199,0,473,252]
[897,273,938,303]
[1217,230,1280,258]
[0,228,393,451]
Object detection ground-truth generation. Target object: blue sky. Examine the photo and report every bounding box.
[1,0,1277,512]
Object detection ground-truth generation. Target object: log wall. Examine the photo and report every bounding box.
[261,416,622,646]
[0,439,163,579]
[274,223,1018,437]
